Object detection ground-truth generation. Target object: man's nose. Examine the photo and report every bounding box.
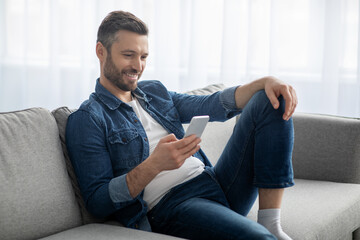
[132,57,143,72]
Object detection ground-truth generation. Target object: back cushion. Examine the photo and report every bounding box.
[52,106,105,224]
[0,108,82,240]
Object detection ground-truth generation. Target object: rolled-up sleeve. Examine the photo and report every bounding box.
[219,86,240,111]
[108,174,133,203]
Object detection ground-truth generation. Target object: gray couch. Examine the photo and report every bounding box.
[1,84,359,240]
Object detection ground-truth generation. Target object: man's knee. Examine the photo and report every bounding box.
[251,90,277,110]
[245,89,285,121]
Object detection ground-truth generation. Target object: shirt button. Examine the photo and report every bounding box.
[134,119,138,123]
[144,137,148,142]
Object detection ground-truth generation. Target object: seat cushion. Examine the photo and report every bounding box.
[0,108,82,240]
[40,223,183,240]
[247,179,360,240]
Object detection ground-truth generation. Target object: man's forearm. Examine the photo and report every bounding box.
[234,77,266,109]
[126,156,160,198]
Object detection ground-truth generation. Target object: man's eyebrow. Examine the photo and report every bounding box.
[121,49,137,53]
[120,49,148,55]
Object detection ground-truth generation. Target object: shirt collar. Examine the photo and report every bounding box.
[94,78,150,110]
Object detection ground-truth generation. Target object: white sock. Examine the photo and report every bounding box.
[257,209,292,240]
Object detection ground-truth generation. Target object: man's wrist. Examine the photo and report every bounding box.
[234,77,269,109]
[142,155,162,176]
[253,77,267,91]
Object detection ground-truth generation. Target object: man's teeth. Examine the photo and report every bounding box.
[125,73,138,78]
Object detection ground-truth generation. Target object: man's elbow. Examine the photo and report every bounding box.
[86,200,112,219]
[85,192,116,219]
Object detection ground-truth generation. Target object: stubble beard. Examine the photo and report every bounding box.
[103,53,140,92]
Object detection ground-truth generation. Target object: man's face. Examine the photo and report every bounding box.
[103,30,148,92]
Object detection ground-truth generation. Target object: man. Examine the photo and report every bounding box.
[66,10,297,240]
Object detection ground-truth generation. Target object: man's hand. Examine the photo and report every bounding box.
[264,76,298,121]
[234,76,298,121]
[150,134,201,172]
[126,134,201,198]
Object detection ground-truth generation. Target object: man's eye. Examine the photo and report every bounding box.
[123,54,132,57]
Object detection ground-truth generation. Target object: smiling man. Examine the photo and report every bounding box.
[66,11,297,240]
[97,22,148,100]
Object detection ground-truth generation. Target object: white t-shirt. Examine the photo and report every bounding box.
[127,98,205,210]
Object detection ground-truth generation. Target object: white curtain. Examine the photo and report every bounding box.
[1,0,359,118]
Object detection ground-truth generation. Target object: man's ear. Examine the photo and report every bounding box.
[96,42,106,62]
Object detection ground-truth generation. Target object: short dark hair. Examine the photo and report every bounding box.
[97,11,148,52]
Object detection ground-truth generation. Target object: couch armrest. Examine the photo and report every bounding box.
[292,113,360,184]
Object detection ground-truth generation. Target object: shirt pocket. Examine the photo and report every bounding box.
[108,129,143,169]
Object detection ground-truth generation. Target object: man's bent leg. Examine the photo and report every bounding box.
[213,89,294,215]
[150,197,276,240]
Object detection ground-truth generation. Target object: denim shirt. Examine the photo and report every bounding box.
[66,79,240,231]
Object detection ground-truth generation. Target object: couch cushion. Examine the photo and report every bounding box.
[247,179,360,240]
[52,106,105,224]
[184,83,226,95]
[40,223,183,240]
[0,108,82,240]
[292,113,360,183]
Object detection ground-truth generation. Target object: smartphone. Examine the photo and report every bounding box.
[184,115,210,138]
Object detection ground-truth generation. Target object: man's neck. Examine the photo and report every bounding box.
[99,77,133,103]
[117,91,133,103]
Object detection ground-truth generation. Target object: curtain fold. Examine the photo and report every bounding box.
[0,0,359,117]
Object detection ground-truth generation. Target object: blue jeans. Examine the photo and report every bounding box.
[148,90,294,240]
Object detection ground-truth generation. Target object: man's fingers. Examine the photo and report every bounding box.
[183,144,201,158]
[282,85,298,121]
[266,89,280,109]
[180,137,201,154]
[174,134,198,149]
[159,133,178,143]
[287,87,298,120]
[165,136,201,168]
[264,77,298,121]
[281,86,293,120]
[171,135,201,156]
